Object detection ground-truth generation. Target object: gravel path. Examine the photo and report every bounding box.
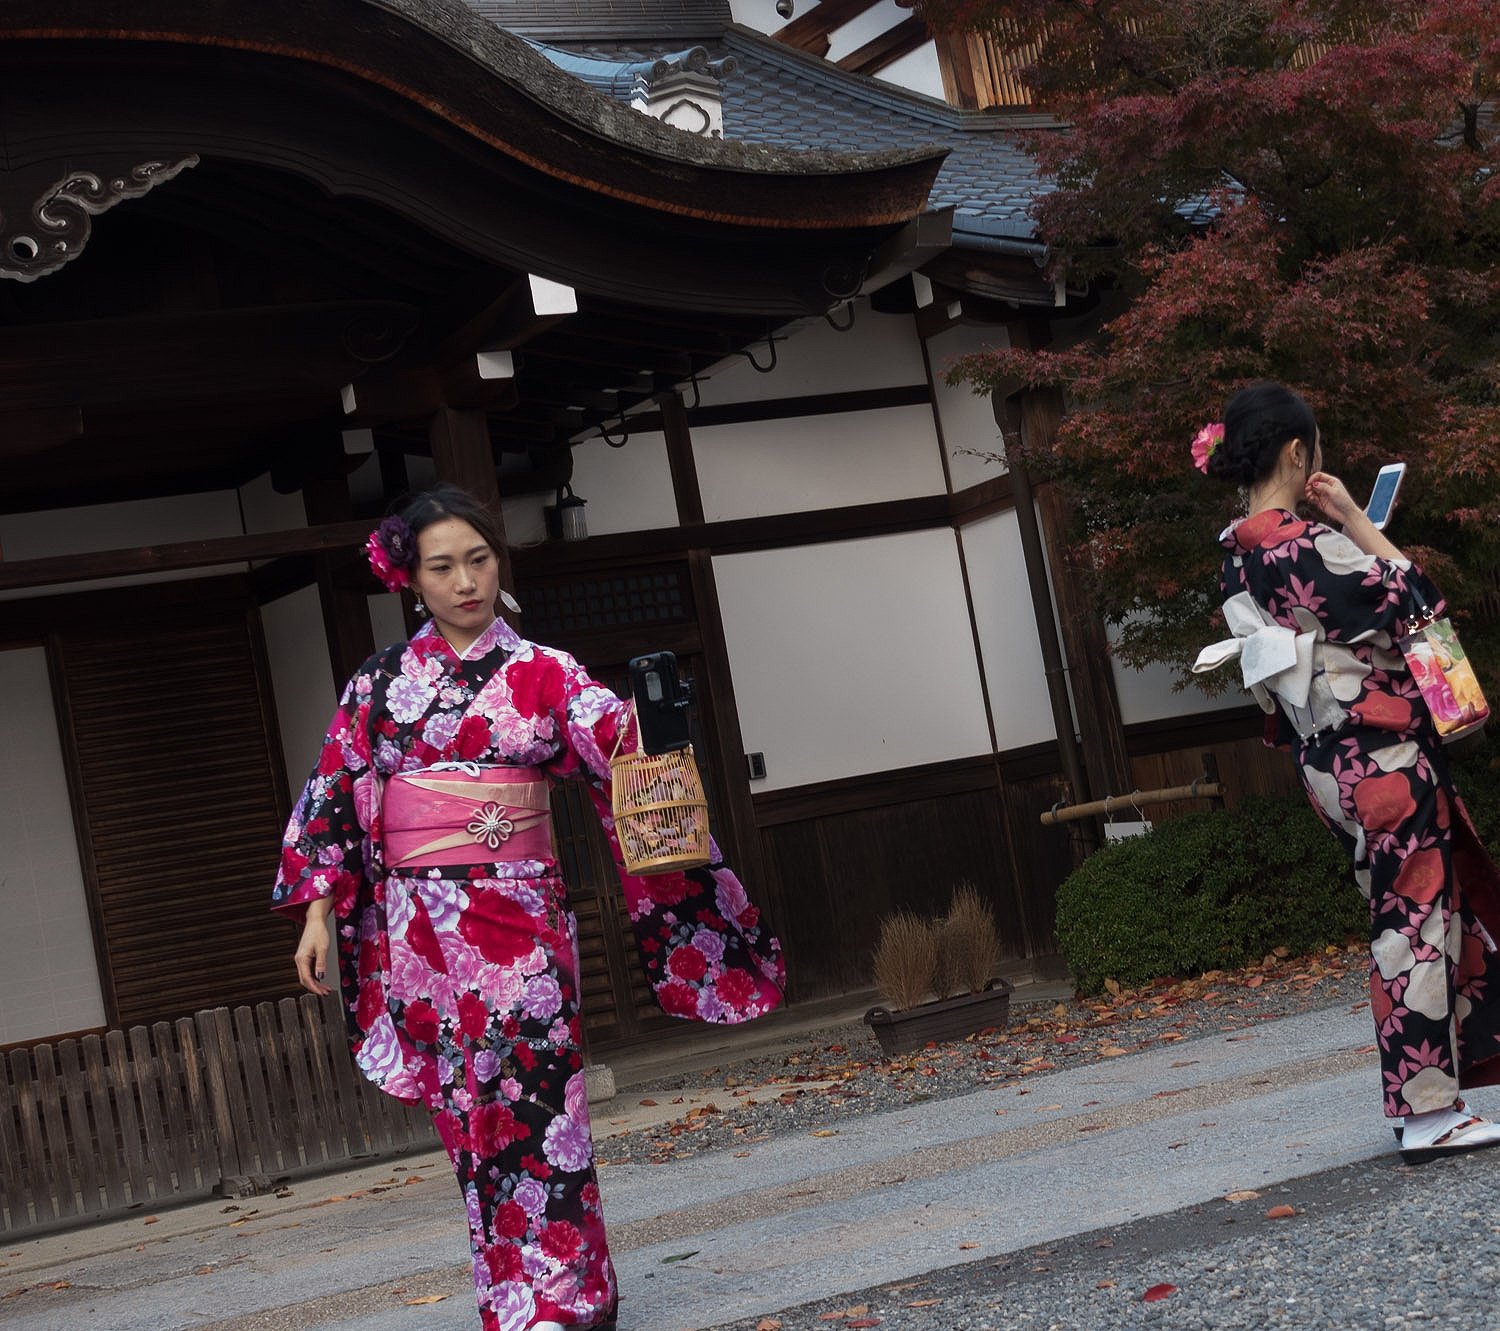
[704,1143,1500,1330]
[599,947,1369,1169]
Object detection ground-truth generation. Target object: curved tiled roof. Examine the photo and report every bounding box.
[719,28,1051,249]
[510,15,1054,251]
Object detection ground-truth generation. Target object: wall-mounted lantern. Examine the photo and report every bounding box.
[545,482,588,542]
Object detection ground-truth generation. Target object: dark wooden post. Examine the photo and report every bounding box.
[660,388,772,914]
[428,406,517,620]
[660,391,706,527]
[302,459,375,690]
[1035,480,1134,803]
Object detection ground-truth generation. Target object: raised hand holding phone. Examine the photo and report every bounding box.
[627,651,694,754]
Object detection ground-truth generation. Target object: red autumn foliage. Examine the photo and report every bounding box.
[921,1,1500,679]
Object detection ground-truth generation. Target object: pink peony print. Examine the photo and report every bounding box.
[513,1177,549,1217]
[543,1113,593,1173]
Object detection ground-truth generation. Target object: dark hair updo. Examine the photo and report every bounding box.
[396,483,508,560]
[1207,382,1318,486]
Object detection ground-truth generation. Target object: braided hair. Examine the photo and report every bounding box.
[1207,383,1318,486]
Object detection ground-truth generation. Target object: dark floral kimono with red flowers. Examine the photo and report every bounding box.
[272,616,784,1331]
[1219,509,1500,1118]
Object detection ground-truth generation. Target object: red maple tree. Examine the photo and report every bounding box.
[921,1,1500,679]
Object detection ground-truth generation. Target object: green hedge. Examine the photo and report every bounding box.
[1054,793,1364,994]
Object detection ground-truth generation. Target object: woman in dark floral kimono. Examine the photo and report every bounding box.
[271,484,784,1330]
[1195,382,1500,1163]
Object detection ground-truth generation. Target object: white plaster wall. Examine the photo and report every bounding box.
[714,529,990,790]
[694,404,945,521]
[728,0,795,36]
[926,322,1012,492]
[261,586,340,793]
[960,509,1058,751]
[502,492,548,546]
[0,648,105,1044]
[876,43,947,100]
[569,431,681,535]
[697,303,926,406]
[0,491,245,599]
[727,2,946,100]
[369,592,408,653]
[238,472,306,535]
[1111,650,1242,727]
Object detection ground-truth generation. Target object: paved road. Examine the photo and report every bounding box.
[1,1003,1468,1331]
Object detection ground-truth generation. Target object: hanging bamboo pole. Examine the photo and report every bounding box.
[1040,780,1225,826]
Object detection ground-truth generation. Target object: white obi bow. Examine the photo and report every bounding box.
[1192,591,1318,711]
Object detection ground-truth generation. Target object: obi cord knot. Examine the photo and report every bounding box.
[366,514,418,592]
[466,801,516,850]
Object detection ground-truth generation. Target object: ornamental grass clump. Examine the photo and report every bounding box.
[871,910,939,1011]
[936,881,1002,997]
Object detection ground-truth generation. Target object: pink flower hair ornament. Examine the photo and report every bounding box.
[1192,422,1225,474]
[365,514,417,592]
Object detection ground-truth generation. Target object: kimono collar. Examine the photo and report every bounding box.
[1221,508,1308,555]
[411,614,523,663]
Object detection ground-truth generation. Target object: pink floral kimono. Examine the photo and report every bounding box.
[272,616,784,1330]
[1215,508,1500,1118]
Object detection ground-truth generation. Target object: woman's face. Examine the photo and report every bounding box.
[411,517,499,651]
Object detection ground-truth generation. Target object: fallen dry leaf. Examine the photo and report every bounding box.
[1265,1204,1297,1219]
[142,1217,159,1225]
[811,1129,839,1138]
[958,1242,979,1250]
[907,1298,943,1307]
[1097,1279,1117,1289]
[847,1321,881,1328]
[404,1294,449,1305]
[1142,1283,1177,1302]
[1224,1190,1260,1203]
[756,1320,783,1331]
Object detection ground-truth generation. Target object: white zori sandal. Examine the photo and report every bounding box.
[1398,1101,1500,1164]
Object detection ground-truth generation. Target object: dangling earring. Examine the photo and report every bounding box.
[413,595,426,616]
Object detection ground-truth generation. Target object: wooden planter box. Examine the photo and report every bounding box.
[863,979,1015,1057]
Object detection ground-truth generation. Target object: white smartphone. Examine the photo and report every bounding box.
[1365,462,1406,530]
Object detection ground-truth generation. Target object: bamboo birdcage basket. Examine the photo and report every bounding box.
[609,706,711,876]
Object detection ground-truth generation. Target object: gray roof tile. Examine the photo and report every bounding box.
[462,1,731,41]
[483,9,1053,244]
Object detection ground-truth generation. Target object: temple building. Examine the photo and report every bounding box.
[0,0,1267,1056]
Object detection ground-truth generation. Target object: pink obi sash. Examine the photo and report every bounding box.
[384,764,552,869]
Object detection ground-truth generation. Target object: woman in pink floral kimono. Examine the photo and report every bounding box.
[1196,383,1500,1163]
[272,484,784,1330]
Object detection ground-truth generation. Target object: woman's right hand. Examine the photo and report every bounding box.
[294,900,334,997]
[1305,471,1360,527]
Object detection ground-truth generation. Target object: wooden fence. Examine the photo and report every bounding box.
[0,994,438,1238]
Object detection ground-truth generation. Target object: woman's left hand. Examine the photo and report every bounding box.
[1306,471,1360,526]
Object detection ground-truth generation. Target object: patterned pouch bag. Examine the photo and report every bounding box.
[1399,597,1490,743]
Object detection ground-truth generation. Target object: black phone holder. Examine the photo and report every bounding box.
[628,652,694,755]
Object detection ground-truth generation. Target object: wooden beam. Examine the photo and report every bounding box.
[660,391,705,527]
[625,383,932,434]
[0,520,373,593]
[774,0,885,55]
[836,16,931,76]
